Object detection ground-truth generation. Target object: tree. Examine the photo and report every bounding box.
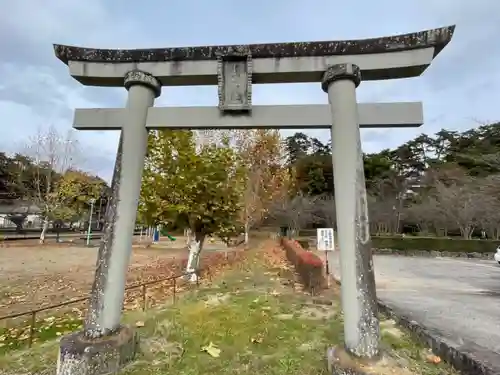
[0,152,16,199]
[267,193,319,237]
[474,174,500,239]
[139,130,245,280]
[54,170,106,224]
[232,129,289,244]
[284,133,332,196]
[21,126,80,242]
[430,177,481,239]
[445,123,500,176]
[294,153,333,196]
[315,195,336,229]
[281,121,500,238]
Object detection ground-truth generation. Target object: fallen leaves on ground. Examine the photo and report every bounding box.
[201,342,221,357]
[250,333,264,344]
[426,354,442,364]
[0,247,247,354]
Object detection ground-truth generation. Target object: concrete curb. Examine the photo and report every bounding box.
[331,274,500,375]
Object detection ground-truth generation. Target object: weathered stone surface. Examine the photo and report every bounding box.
[57,325,138,375]
[85,135,123,337]
[350,128,379,358]
[217,53,252,112]
[326,346,369,375]
[54,26,455,64]
[124,70,161,98]
[322,63,361,92]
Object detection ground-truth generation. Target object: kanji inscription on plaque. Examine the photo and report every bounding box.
[217,52,252,112]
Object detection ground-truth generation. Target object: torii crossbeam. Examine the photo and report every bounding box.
[73,102,423,130]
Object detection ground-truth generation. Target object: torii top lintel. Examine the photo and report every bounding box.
[53,25,455,86]
[54,26,454,63]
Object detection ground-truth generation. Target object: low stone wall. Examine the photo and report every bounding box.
[374,248,494,260]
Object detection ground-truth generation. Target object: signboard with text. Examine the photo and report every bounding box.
[317,228,335,251]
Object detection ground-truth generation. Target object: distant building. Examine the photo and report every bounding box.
[0,200,42,229]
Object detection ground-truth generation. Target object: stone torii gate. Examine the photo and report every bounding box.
[53,25,454,375]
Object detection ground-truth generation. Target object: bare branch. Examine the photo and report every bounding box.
[20,126,81,242]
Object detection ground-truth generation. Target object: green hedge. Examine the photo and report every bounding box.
[372,237,500,253]
[298,230,317,237]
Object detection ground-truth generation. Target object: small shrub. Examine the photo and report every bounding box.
[280,238,325,292]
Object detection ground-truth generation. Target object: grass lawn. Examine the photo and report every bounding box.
[0,242,459,375]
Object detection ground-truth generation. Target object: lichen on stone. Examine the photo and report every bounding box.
[53,26,455,64]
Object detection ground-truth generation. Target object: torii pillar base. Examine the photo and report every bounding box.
[56,325,138,375]
[326,346,382,375]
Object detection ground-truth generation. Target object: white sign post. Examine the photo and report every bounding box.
[317,228,335,285]
[317,228,335,251]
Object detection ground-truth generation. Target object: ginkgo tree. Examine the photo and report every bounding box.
[139,129,245,280]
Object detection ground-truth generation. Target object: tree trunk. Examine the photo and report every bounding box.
[193,232,205,270]
[185,231,205,282]
[185,228,193,247]
[244,220,250,245]
[459,226,473,239]
[419,223,428,234]
[39,216,49,244]
[395,198,403,234]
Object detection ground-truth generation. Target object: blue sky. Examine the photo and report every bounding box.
[1,0,499,182]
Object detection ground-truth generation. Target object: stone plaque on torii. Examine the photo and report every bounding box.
[53,25,454,375]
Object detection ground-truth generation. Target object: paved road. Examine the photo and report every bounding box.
[329,254,500,360]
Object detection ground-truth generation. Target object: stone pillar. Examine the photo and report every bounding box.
[56,71,161,375]
[88,70,161,335]
[322,63,380,359]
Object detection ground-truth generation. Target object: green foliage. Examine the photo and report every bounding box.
[0,153,41,200]
[0,147,109,231]
[372,237,500,253]
[285,123,500,198]
[285,133,332,196]
[284,122,500,238]
[139,130,245,242]
[51,170,105,220]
